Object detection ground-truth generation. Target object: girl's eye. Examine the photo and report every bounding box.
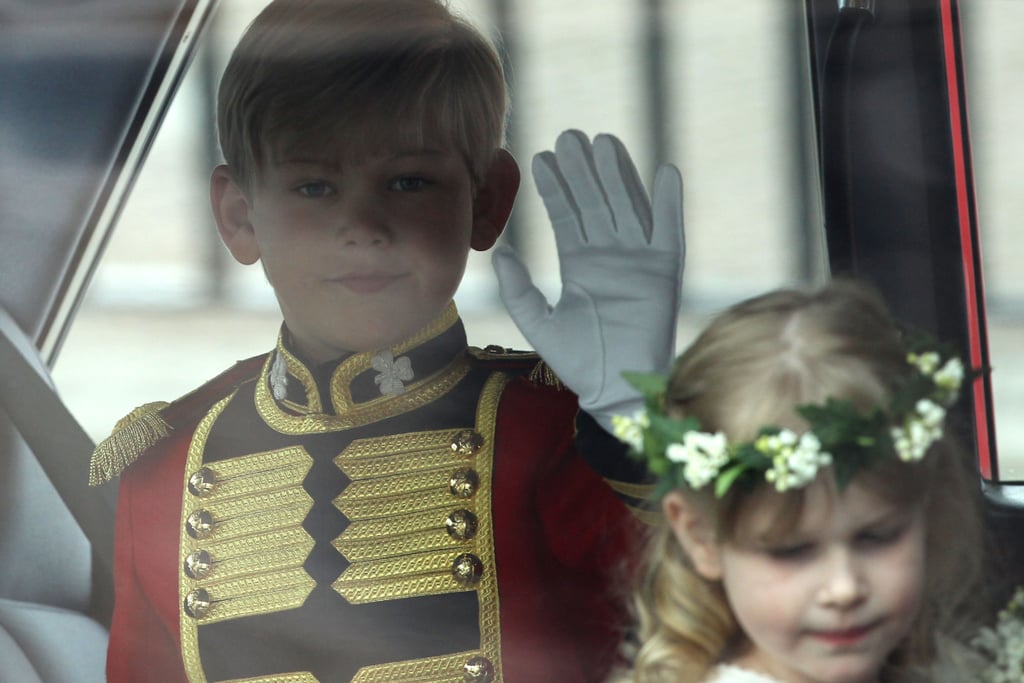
[858,525,905,547]
[390,176,429,192]
[295,181,333,198]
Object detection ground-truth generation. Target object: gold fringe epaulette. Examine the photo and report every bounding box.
[86,352,270,487]
[527,360,566,390]
[88,401,171,486]
[468,346,566,389]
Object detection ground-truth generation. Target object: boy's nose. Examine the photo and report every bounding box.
[335,201,391,247]
[335,216,387,248]
[817,549,867,609]
[338,223,389,247]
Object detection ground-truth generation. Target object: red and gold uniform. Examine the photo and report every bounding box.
[92,304,649,683]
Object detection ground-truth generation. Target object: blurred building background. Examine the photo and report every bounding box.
[50,0,1024,478]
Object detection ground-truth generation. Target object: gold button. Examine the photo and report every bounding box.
[451,553,484,587]
[187,467,217,497]
[450,429,483,457]
[183,550,213,580]
[185,509,215,540]
[449,468,479,498]
[445,509,478,541]
[463,655,495,682]
[183,588,211,619]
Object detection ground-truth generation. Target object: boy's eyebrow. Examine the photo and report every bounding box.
[274,157,337,168]
[373,148,455,163]
[275,148,453,167]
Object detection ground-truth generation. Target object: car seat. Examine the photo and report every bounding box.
[0,306,112,683]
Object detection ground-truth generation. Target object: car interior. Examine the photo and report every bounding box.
[1,1,214,679]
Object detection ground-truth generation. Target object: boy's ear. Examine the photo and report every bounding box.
[662,491,723,581]
[470,149,520,251]
[210,164,260,265]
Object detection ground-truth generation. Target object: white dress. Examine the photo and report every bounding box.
[700,649,983,683]
[702,664,784,683]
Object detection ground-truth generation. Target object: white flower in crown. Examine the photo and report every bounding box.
[761,430,833,492]
[372,350,414,396]
[933,357,965,399]
[916,399,946,429]
[666,431,729,490]
[612,411,649,453]
[891,399,945,462]
[908,351,941,375]
[971,586,1024,682]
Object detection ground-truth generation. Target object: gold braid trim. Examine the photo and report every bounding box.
[88,401,171,486]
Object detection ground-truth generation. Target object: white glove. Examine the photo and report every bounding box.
[492,129,685,433]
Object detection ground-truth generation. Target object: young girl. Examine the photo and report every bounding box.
[612,279,991,683]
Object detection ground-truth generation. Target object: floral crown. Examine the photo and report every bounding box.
[611,337,965,498]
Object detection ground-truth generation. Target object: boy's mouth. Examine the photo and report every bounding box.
[332,273,406,294]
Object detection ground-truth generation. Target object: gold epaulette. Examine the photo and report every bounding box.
[605,479,661,526]
[89,401,172,486]
[87,352,270,487]
[527,360,566,390]
[468,345,566,390]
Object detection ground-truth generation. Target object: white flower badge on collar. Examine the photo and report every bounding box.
[372,350,414,396]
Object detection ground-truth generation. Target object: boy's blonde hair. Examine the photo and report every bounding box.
[217,0,509,190]
[631,279,989,683]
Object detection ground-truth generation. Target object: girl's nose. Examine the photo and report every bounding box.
[817,548,867,609]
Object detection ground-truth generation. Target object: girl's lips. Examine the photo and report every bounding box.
[808,623,875,647]
[333,273,405,294]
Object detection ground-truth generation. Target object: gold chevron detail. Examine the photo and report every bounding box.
[335,486,456,520]
[180,395,316,682]
[188,527,313,583]
[188,567,315,624]
[350,650,484,683]
[335,512,455,563]
[329,373,508,682]
[219,673,320,683]
[332,430,483,598]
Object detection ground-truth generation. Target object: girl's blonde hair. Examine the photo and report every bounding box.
[217,0,508,191]
[630,279,989,683]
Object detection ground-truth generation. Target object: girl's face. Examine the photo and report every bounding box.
[666,476,927,683]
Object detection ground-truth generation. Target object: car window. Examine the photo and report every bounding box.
[48,0,1022,480]
[51,0,813,436]
[962,1,1024,481]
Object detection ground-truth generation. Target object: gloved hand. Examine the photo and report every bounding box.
[492,129,685,433]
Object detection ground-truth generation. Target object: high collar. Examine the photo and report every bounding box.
[254,303,471,434]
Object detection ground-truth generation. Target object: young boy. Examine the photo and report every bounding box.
[90,1,685,681]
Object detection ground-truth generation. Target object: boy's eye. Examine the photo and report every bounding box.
[295,181,333,198]
[390,176,429,192]
[764,542,814,561]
